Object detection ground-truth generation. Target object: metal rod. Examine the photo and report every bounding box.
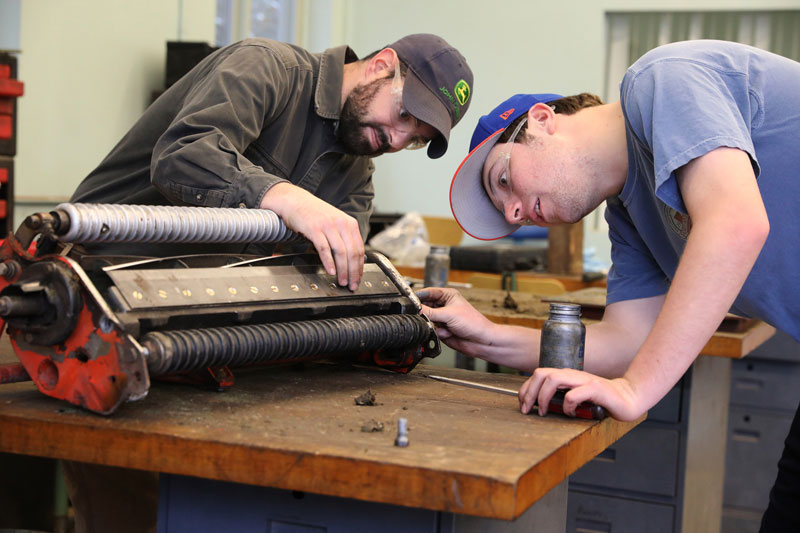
[427,374,517,396]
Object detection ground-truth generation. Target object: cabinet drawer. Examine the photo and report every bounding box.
[647,383,682,424]
[724,406,794,510]
[748,330,800,363]
[570,426,680,497]
[730,359,800,411]
[568,490,675,533]
[158,475,440,533]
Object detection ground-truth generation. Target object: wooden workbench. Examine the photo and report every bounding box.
[395,265,606,292]
[462,286,776,359]
[0,356,641,531]
[458,286,775,533]
[0,283,773,532]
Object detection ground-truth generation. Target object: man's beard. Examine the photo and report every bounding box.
[337,78,391,156]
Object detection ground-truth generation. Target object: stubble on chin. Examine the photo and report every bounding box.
[337,78,389,156]
[551,150,603,225]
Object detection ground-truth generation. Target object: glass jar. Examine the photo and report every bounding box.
[423,245,450,287]
[539,302,585,370]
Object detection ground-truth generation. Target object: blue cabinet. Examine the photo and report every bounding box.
[722,331,800,533]
[567,379,689,532]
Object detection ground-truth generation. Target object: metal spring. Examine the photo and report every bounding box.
[56,203,296,244]
[142,314,432,375]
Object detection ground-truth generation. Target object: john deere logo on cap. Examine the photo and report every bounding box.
[454,80,470,106]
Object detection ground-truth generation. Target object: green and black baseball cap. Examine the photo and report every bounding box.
[387,34,473,159]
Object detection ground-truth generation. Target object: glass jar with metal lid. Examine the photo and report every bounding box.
[539,302,585,370]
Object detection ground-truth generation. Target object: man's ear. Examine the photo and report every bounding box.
[364,48,399,82]
[527,103,557,135]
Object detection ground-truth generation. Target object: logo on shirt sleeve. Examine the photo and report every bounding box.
[662,204,692,240]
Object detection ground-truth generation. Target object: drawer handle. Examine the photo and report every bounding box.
[732,429,760,443]
[734,378,763,391]
[576,519,611,533]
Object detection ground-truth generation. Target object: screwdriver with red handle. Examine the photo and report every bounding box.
[427,374,607,420]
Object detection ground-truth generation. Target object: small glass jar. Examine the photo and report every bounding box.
[539,302,585,370]
[423,245,450,287]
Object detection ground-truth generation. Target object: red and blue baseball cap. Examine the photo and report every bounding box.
[450,93,562,240]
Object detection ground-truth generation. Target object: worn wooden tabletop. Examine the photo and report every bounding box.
[0,355,642,520]
[460,287,775,359]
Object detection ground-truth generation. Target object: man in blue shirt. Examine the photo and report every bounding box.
[421,40,800,531]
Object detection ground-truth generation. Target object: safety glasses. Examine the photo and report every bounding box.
[390,66,430,150]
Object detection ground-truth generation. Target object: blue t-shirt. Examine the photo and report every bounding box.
[606,40,800,341]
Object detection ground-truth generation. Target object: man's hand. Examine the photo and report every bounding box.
[518,368,643,421]
[417,287,495,347]
[261,182,364,290]
[417,287,543,372]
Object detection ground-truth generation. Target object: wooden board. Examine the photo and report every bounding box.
[547,287,758,332]
[0,361,641,520]
[461,287,775,359]
[395,265,604,292]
